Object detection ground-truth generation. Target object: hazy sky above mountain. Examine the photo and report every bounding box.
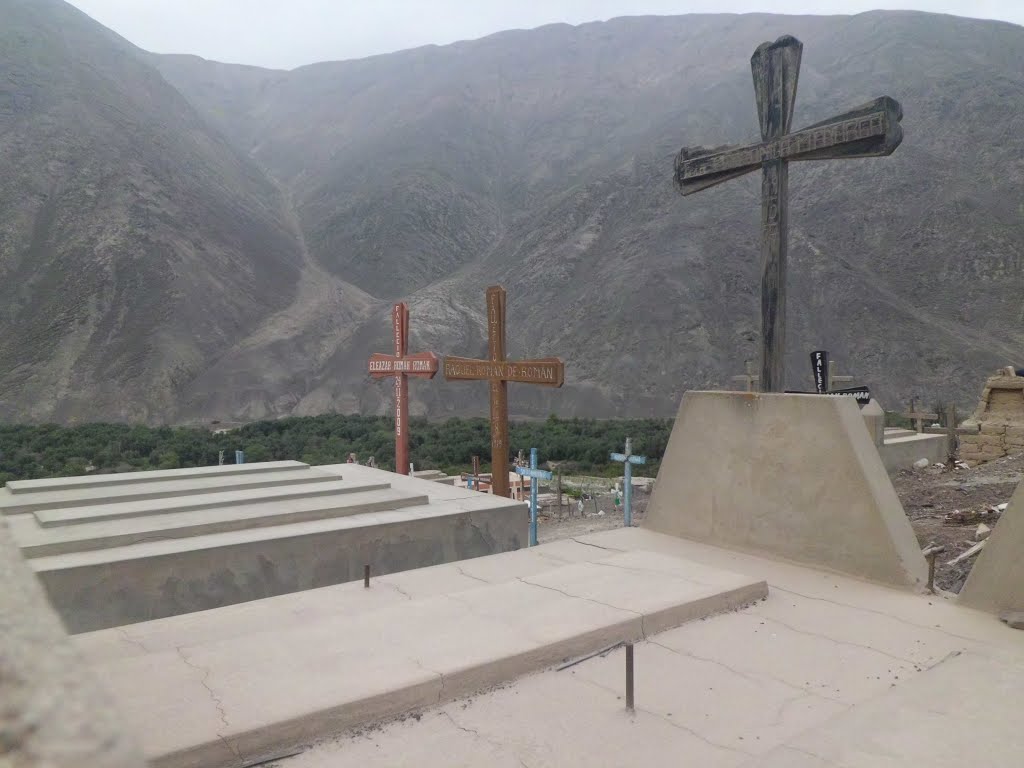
[67,0,1024,69]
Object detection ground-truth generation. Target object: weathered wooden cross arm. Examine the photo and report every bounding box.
[674,96,904,195]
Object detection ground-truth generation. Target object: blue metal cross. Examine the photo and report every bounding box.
[515,447,552,546]
[610,438,647,527]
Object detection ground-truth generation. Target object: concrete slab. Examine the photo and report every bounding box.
[272,527,1024,768]
[959,478,1024,614]
[3,460,308,494]
[0,466,340,515]
[12,487,422,557]
[74,539,622,666]
[751,651,1024,767]
[32,479,389,527]
[644,391,928,589]
[9,462,527,632]
[79,542,766,768]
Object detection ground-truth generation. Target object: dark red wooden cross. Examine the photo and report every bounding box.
[367,303,438,475]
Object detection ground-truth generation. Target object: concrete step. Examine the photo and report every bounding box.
[4,460,309,494]
[79,545,767,768]
[30,492,527,633]
[0,467,342,515]
[34,480,391,528]
[13,487,426,558]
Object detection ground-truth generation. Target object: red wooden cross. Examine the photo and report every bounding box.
[367,303,438,475]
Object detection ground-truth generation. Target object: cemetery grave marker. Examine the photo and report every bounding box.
[368,303,439,475]
[443,286,565,498]
[673,35,903,392]
[515,447,552,546]
[610,437,648,527]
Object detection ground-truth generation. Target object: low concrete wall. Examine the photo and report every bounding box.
[879,432,947,474]
[36,502,525,633]
[0,517,146,767]
[958,479,1024,615]
[644,391,928,589]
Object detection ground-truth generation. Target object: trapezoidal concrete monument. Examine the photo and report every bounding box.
[958,477,1024,615]
[644,391,928,589]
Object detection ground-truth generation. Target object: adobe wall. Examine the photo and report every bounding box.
[644,391,928,589]
[959,371,1024,466]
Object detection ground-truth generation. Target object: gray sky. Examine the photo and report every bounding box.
[67,0,1024,70]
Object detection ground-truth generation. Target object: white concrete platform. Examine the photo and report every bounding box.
[77,536,768,768]
[268,527,1024,768]
[5,462,527,632]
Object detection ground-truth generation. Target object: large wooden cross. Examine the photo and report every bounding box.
[367,303,438,475]
[673,35,903,392]
[444,285,565,498]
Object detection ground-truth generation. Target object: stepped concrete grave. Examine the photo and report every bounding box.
[644,391,928,588]
[1,461,525,632]
[959,369,1024,465]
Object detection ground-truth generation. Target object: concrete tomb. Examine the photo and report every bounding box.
[0,514,146,768]
[1,460,525,632]
[860,398,946,473]
[959,476,1024,615]
[644,391,928,589]
[958,369,1024,465]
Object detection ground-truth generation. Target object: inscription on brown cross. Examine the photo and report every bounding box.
[673,35,903,392]
[368,303,438,475]
[444,285,565,498]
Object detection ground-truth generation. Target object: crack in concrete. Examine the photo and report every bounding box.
[454,565,491,584]
[440,710,534,768]
[646,639,846,704]
[570,537,626,553]
[377,579,414,600]
[572,673,759,757]
[744,612,920,666]
[516,576,645,627]
[116,626,151,654]
[769,585,982,644]
[175,646,243,764]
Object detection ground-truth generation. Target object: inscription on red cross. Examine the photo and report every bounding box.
[367,303,438,475]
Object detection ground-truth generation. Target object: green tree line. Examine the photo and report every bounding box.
[0,415,671,485]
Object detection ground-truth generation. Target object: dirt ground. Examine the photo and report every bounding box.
[537,454,1023,593]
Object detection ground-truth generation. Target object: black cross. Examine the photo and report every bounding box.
[673,35,903,392]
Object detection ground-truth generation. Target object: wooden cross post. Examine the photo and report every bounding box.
[902,397,939,434]
[367,303,439,475]
[924,403,979,464]
[731,359,760,392]
[673,35,903,392]
[610,437,647,528]
[516,447,552,546]
[828,360,854,393]
[443,285,565,498]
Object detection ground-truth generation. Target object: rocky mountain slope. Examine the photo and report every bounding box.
[2,3,1023,423]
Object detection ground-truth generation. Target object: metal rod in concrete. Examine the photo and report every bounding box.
[625,642,635,711]
[364,564,370,588]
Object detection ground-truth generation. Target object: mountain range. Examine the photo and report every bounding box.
[2,0,1023,424]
